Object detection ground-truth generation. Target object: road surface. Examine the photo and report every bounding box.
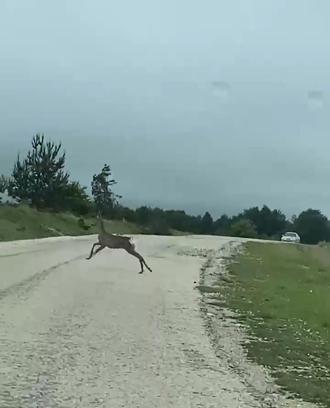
[0,235,313,408]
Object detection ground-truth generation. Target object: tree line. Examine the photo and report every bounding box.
[0,134,329,245]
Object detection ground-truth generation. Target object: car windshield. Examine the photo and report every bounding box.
[1,2,330,407]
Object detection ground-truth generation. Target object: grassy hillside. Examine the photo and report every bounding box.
[0,205,142,241]
[221,242,330,406]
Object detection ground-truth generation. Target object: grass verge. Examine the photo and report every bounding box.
[221,242,330,406]
[0,205,142,241]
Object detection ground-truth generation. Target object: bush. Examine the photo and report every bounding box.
[294,209,329,244]
[228,219,258,238]
[147,217,170,235]
[78,217,91,231]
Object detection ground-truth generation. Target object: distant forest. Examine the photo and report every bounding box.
[1,134,328,245]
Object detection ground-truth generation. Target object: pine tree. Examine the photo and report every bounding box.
[8,134,69,208]
[91,164,121,216]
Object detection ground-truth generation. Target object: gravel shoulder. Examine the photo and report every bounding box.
[0,235,318,407]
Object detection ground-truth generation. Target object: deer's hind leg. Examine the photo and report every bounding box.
[125,248,152,273]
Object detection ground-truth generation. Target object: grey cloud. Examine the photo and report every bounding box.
[1,0,330,217]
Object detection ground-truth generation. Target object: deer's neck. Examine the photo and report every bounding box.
[98,217,106,233]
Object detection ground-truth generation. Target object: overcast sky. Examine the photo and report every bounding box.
[1,0,329,218]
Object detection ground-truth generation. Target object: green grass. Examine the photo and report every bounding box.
[0,205,142,241]
[222,242,330,406]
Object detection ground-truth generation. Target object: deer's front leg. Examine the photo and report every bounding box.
[86,242,100,260]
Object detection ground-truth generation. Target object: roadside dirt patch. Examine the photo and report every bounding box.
[196,240,318,408]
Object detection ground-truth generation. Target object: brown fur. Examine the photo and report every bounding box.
[86,217,152,274]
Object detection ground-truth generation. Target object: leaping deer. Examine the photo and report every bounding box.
[86,215,152,274]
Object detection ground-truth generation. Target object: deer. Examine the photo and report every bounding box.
[86,215,152,274]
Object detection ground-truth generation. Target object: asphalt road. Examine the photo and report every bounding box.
[0,235,314,408]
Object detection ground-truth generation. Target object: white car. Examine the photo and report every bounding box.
[281,232,300,243]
